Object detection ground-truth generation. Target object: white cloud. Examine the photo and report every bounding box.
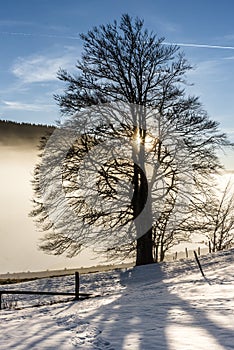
[11,53,76,84]
[223,34,234,41]
[2,100,54,112]
[223,56,234,60]
[221,128,234,135]
[147,15,181,34]
[0,19,34,26]
[187,59,221,79]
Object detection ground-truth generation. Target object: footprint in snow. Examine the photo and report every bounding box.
[72,324,114,349]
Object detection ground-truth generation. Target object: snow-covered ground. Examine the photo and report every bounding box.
[0,249,233,349]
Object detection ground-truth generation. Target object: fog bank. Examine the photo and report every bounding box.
[0,121,96,274]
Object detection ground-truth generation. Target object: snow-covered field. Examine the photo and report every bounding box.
[0,249,233,350]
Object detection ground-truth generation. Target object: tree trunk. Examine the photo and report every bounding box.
[132,161,154,266]
[160,246,165,262]
[136,228,154,265]
[131,123,155,266]
[154,242,159,263]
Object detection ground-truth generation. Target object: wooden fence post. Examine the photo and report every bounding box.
[198,247,201,256]
[75,272,80,300]
[185,247,188,258]
[194,251,206,279]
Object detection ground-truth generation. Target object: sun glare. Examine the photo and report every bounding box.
[133,131,156,152]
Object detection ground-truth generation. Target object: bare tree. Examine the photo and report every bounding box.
[153,194,192,262]
[198,177,234,252]
[31,14,231,266]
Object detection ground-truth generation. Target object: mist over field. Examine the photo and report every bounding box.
[0,121,97,274]
[0,121,233,274]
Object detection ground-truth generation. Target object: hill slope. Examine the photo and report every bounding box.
[0,120,54,146]
[0,249,233,349]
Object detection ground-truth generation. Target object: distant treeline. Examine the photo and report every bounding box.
[0,120,55,146]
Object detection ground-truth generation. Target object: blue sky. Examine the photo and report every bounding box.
[1,0,234,141]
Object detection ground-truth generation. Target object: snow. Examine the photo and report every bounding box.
[0,249,233,349]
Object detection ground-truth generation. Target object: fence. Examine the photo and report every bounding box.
[0,272,91,310]
[165,246,210,262]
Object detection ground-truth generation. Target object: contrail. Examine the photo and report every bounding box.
[0,31,80,40]
[1,31,234,50]
[164,42,234,50]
